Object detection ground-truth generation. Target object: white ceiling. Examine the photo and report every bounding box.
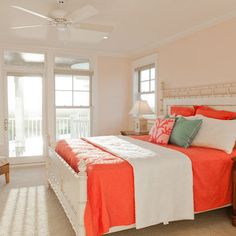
[1,0,236,57]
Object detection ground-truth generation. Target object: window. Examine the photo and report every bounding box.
[4,51,45,68]
[55,57,92,140]
[55,56,90,70]
[137,65,156,112]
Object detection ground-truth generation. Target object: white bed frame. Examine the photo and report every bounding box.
[47,82,236,236]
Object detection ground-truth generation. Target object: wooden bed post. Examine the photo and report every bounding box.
[232,157,236,226]
[76,159,87,236]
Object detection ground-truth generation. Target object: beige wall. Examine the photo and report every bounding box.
[93,56,131,136]
[158,17,236,89]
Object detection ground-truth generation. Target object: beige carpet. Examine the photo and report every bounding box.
[0,166,236,236]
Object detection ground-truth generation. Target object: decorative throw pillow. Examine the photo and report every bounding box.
[170,106,195,117]
[149,118,175,144]
[169,116,202,148]
[191,115,236,154]
[195,105,236,120]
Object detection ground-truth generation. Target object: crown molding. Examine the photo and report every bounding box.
[0,40,130,58]
[128,10,236,59]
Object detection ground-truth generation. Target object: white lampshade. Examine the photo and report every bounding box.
[129,100,154,117]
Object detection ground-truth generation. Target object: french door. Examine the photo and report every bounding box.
[4,73,45,164]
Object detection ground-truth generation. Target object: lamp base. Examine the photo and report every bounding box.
[134,118,148,133]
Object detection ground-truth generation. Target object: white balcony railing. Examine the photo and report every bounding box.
[56,116,90,139]
[8,116,90,141]
[8,118,42,141]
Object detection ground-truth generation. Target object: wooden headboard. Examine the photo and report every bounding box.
[147,82,236,131]
[163,96,236,114]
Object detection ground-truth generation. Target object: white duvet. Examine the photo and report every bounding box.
[85,135,194,229]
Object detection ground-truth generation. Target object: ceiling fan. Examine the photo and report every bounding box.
[11,0,113,34]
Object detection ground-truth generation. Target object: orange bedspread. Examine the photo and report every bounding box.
[55,136,236,236]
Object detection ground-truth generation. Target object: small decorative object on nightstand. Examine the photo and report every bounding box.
[120,130,149,136]
[0,156,10,184]
[129,100,154,133]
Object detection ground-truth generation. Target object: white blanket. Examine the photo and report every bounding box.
[85,135,194,229]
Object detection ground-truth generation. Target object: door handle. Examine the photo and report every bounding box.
[4,119,8,131]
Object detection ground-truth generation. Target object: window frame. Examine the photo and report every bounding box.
[136,64,156,113]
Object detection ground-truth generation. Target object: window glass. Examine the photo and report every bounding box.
[71,63,90,70]
[55,75,91,138]
[150,79,155,91]
[140,81,150,92]
[73,76,90,91]
[137,66,156,112]
[55,91,72,106]
[140,69,149,81]
[55,56,92,139]
[55,75,72,91]
[4,51,45,68]
[141,93,155,112]
[7,75,43,157]
[55,56,90,70]
[73,92,90,106]
[56,108,90,139]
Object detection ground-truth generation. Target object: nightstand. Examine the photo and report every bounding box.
[120,131,149,136]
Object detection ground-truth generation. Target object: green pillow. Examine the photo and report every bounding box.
[165,114,175,119]
[169,116,202,148]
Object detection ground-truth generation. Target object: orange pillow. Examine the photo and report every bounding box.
[195,105,236,120]
[170,106,195,117]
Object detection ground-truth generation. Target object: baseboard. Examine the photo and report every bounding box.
[11,162,46,168]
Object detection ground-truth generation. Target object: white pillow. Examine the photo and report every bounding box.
[190,115,236,154]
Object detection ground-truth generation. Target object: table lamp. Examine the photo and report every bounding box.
[129,100,154,133]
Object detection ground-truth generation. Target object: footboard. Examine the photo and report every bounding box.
[48,147,87,236]
[233,157,236,226]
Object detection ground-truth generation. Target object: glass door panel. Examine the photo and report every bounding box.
[7,75,43,159]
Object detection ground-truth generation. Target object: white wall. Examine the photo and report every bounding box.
[93,56,131,135]
[158,17,236,88]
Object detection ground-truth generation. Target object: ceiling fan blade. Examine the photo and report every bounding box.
[69,5,98,23]
[11,5,53,21]
[11,25,48,30]
[74,23,113,33]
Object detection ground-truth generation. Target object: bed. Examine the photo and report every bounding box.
[47,83,236,236]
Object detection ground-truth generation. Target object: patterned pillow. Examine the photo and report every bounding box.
[149,118,175,144]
